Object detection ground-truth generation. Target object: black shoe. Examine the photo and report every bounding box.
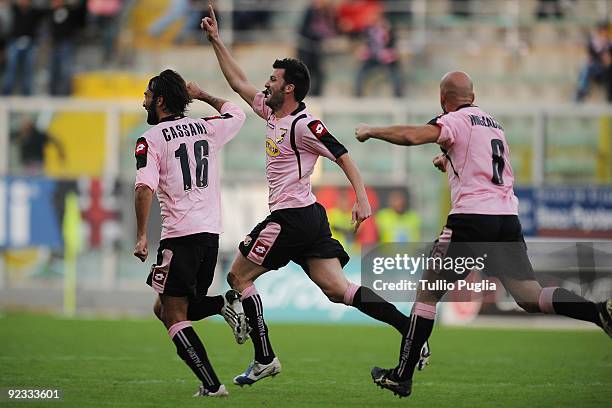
[371,366,412,398]
[598,300,612,338]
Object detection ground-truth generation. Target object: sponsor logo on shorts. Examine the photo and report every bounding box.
[253,240,269,256]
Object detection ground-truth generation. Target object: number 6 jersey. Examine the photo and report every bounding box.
[430,104,519,216]
[134,102,246,239]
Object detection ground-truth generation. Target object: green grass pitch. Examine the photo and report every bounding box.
[1,314,610,407]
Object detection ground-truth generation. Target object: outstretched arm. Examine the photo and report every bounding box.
[201,3,258,105]
[335,153,372,233]
[187,81,228,112]
[355,123,441,146]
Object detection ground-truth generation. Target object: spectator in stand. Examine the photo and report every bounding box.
[354,12,403,97]
[13,115,65,176]
[87,0,123,61]
[336,0,381,37]
[1,0,45,95]
[48,0,85,96]
[575,20,612,103]
[297,0,337,96]
[375,189,421,243]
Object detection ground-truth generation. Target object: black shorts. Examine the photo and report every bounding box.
[146,232,219,299]
[430,214,535,281]
[238,202,350,273]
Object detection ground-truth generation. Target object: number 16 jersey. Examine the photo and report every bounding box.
[134,102,246,239]
[431,105,518,216]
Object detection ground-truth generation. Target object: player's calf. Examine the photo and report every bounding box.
[153,297,163,322]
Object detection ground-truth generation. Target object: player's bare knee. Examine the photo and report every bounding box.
[516,300,540,313]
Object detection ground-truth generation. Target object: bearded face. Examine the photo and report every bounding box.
[143,88,160,125]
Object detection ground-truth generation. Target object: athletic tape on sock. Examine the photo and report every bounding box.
[538,287,558,314]
[343,282,360,305]
[241,284,258,300]
[412,302,437,320]
[168,320,192,338]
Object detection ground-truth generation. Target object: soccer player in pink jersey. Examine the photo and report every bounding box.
[200,5,415,386]
[133,69,249,397]
[356,71,612,397]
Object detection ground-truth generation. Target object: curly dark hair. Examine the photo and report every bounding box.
[272,58,310,102]
[147,69,191,115]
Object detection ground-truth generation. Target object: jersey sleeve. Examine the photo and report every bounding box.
[251,92,273,120]
[134,134,160,192]
[434,112,463,150]
[300,118,348,161]
[202,102,246,147]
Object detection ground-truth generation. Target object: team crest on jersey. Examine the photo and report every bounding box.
[276,128,287,144]
[265,138,280,157]
[135,137,148,169]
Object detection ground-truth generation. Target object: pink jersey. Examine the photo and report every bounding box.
[252,92,348,211]
[432,105,519,215]
[135,103,246,239]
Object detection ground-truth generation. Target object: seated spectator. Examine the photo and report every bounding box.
[354,12,403,97]
[575,20,612,103]
[297,0,337,96]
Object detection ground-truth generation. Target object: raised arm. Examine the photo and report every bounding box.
[201,3,258,105]
[355,123,440,146]
[335,153,372,233]
[187,81,228,112]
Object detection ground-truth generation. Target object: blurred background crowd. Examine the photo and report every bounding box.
[0,0,611,100]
